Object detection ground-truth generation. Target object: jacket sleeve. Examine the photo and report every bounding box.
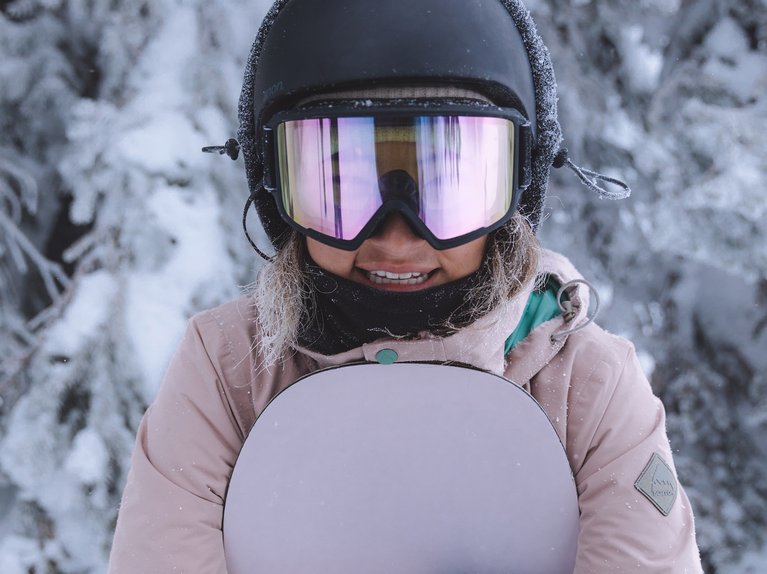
[569,340,702,573]
[108,316,245,574]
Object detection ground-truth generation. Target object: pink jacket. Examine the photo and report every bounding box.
[109,250,702,573]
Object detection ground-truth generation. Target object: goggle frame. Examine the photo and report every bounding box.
[262,100,533,251]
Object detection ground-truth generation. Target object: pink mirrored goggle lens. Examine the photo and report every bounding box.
[276,115,516,242]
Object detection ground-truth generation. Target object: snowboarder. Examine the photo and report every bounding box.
[108,0,703,572]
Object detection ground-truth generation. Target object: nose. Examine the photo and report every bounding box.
[369,211,427,251]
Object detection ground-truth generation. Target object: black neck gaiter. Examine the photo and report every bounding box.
[297,262,487,356]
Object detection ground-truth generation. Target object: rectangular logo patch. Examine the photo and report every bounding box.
[634,453,678,516]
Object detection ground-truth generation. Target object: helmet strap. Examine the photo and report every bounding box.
[243,184,276,262]
[553,148,631,201]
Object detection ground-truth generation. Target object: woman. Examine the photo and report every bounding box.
[109,0,703,571]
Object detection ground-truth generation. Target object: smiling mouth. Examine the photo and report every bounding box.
[365,270,430,286]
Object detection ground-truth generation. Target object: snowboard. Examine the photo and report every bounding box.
[223,362,578,574]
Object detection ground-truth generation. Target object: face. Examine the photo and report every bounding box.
[306,212,487,292]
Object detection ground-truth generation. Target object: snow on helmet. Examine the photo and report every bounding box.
[237,0,564,249]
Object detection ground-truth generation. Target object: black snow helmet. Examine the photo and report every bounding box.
[231,0,625,252]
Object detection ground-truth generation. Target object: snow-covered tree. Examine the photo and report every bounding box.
[533,0,767,570]
[0,1,266,571]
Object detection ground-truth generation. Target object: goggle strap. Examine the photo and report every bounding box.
[519,123,533,190]
[262,127,277,191]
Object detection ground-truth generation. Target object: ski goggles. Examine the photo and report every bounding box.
[262,102,533,250]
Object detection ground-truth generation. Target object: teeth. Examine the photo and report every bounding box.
[367,270,428,286]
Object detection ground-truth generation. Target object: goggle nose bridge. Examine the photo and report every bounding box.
[377,168,420,214]
[357,197,435,244]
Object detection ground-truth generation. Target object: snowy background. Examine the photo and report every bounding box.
[0,0,765,571]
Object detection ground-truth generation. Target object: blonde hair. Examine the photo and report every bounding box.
[251,212,540,367]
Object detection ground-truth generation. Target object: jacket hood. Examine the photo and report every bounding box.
[237,0,563,249]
